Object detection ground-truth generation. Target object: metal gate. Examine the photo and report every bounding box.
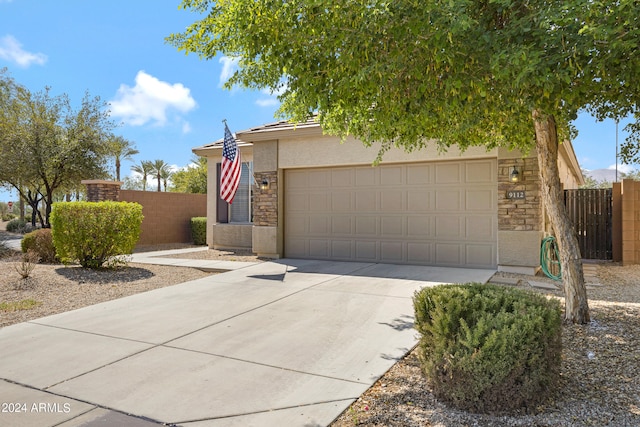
[564,188,613,260]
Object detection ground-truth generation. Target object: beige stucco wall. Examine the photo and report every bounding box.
[278,135,498,169]
[211,223,252,249]
[252,226,279,258]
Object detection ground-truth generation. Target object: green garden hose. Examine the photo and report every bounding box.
[540,236,561,281]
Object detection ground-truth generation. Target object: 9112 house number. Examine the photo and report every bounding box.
[506,190,525,199]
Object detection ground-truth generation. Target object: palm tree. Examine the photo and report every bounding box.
[159,166,173,191]
[109,136,139,181]
[150,159,171,192]
[131,160,153,191]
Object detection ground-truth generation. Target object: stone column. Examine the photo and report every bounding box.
[253,171,278,227]
[251,140,281,258]
[497,156,543,274]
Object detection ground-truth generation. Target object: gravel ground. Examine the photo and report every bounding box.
[2,224,639,425]
[0,252,214,328]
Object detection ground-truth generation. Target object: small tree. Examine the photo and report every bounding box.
[170,156,207,193]
[0,70,114,227]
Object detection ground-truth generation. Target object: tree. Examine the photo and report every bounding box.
[0,70,113,227]
[169,156,207,193]
[108,135,139,181]
[169,0,640,323]
[150,159,171,192]
[120,175,144,191]
[131,160,153,191]
[159,164,173,192]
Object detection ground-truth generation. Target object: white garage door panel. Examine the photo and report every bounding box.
[284,159,497,268]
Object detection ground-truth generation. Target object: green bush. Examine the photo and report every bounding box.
[50,201,144,269]
[413,283,562,414]
[21,228,57,263]
[191,217,207,245]
[2,213,17,221]
[6,218,27,233]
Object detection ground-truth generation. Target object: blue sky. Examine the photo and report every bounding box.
[0,0,636,202]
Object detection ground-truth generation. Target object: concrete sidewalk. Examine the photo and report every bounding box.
[129,247,260,271]
[0,255,494,427]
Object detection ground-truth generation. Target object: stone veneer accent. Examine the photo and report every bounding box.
[497,158,541,231]
[253,171,278,227]
[81,180,122,202]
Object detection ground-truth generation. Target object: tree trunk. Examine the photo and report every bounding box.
[532,109,590,324]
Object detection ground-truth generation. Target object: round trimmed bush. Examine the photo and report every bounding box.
[6,218,27,233]
[413,283,562,414]
[21,228,57,263]
[50,201,143,269]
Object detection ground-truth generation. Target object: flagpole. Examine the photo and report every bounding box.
[615,119,619,183]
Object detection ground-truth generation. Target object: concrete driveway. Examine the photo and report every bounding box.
[0,258,494,427]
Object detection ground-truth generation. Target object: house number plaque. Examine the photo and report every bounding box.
[506,190,526,199]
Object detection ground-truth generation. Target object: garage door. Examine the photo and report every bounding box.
[284,159,497,268]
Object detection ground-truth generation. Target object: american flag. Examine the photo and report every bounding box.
[220,122,241,204]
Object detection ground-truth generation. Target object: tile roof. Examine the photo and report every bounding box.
[193,115,320,151]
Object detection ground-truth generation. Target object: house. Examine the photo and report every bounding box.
[193,118,584,273]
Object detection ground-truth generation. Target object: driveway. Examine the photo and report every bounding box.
[0,259,494,427]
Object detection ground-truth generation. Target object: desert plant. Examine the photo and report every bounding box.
[50,201,143,269]
[413,283,562,414]
[6,218,27,233]
[2,213,17,221]
[191,217,207,245]
[21,228,57,263]
[14,250,39,279]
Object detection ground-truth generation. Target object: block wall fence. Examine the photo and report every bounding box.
[82,180,206,246]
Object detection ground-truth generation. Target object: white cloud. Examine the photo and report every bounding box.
[219,56,239,87]
[109,71,197,126]
[255,84,287,108]
[255,98,279,107]
[182,121,192,134]
[0,35,47,67]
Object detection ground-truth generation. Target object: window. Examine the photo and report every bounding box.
[217,162,253,223]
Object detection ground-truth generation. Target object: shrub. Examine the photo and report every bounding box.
[0,239,13,258]
[21,228,57,263]
[14,250,39,279]
[191,217,207,245]
[413,283,562,414]
[50,201,144,269]
[6,218,27,233]
[2,213,17,221]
